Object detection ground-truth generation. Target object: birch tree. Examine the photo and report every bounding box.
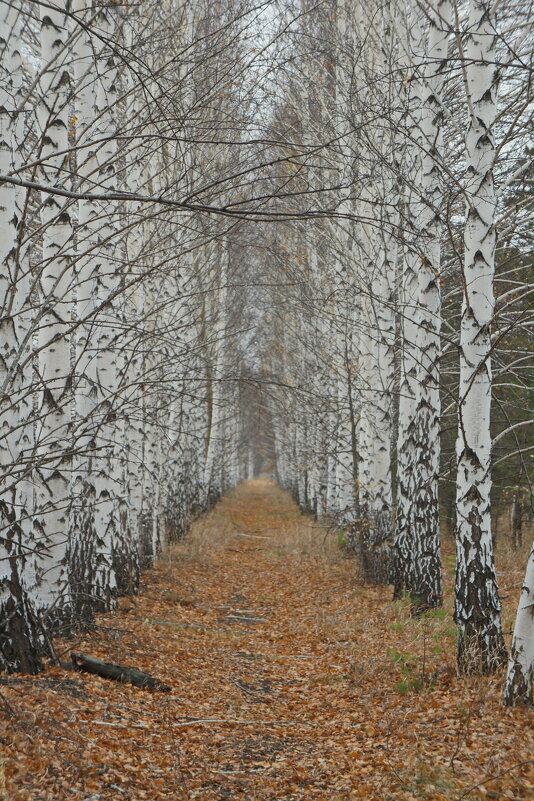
[34,0,75,622]
[394,0,451,609]
[0,0,42,672]
[503,542,534,706]
[454,0,507,674]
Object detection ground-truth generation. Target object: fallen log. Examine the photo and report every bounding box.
[71,653,171,692]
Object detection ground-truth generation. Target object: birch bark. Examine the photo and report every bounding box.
[69,0,101,621]
[394,0,450,608]
[353,0,395,582]
[503,542,534,706]
[455,0,506,673]
[35,0,74,620]
[0,0,42,671]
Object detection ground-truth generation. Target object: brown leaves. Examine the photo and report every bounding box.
[2,479,533,800]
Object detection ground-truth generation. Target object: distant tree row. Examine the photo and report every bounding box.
[256,0,533,704]
[0,0,260,673]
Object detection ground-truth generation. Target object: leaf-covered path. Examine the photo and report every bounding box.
[4,480,533,800]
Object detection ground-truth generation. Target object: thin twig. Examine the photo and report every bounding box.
[83,720,149,730]
[228,677,270,702]
[457,760,534,800]
[170,718,309,728]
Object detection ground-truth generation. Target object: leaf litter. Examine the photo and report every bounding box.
[2,478,533,800]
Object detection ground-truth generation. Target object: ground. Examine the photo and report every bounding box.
[2,479,533,801]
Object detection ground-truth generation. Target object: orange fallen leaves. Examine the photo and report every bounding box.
[1,479,533,800]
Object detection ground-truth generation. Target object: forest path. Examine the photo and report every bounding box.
[5,480,533,800]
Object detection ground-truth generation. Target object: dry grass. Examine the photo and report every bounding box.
[171,479,342,568]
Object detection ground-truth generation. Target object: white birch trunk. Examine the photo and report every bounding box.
[394,0,450,608]
[455,0,506,673]
[69,2,123,611]
[355,161,395,581]
[0,0,42,671]
[34,1,74,620]
[69,0,100,620]
[203,239,228,505]
[503,542,534,706]
[335,369,355,523]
